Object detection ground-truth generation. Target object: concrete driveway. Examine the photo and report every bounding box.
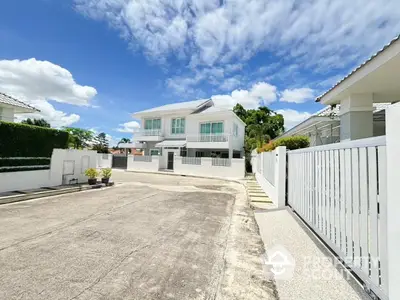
[0,171,275,300]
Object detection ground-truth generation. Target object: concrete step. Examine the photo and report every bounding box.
[250,196,272,203]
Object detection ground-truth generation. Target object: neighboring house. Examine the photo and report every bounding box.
[316,34,400,142]
[130,99,245,170]
[277,103,389,146]
[0,92,39,122]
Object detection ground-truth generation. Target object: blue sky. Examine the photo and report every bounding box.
[0,0,399,145]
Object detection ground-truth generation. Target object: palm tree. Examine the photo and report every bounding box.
[117,138,131,148]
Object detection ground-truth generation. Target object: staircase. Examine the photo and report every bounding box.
[245,175,272,205]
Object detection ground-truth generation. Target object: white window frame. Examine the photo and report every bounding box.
[150,149,160,156]
[199,121,224,135]
[171,117,185,134]
[233,123,239,137]
[144,118,161,130]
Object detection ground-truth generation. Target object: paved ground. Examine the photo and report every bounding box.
[255,208,371,300]
[0,171,275,300]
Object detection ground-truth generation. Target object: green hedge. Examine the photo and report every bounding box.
[0,158,51,167]
[258,136,310,152]
[0,121,69,157]
[0,166,50,173]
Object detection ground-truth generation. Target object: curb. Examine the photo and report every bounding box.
[0,184,113,205]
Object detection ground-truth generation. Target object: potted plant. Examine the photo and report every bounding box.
[84,168,99,185]
[101,168,112,184]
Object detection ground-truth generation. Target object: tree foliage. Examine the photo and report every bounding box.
[63,127,94,149]
[92,132,109,153]
[233,103,284,154]
[117,138,131,147]
[21,118,51,128]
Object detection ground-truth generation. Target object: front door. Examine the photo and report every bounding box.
[167,152,174,170]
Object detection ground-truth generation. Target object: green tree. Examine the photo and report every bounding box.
[63,127,94,149]
[117,137,131,147]
[233,103,285,171]
[21,118,51,128]
[92,132,109,153]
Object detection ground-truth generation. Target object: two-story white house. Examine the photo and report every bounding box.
[130,99,245,171]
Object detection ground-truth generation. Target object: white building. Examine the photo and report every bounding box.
[277,103,389,146]
[0,92,39,122]
[127,99,245,171]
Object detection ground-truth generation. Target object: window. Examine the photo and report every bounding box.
[233,123,239,137]
[195,151,204,158]
[144,119,161,130]
[171,118,185,134]
[200,122,223,135]
[150,149,160,156]
[180,147,187,157]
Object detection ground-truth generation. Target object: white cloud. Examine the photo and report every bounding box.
[280,88,314,103]
[75,0,400,71]
[220,77,241,91]
[0,58,97,127]
[116,120,141,133]
[212,81,277,109]
[275,109,312,130]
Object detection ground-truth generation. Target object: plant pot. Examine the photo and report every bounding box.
[88,178,97,185]
[101,177,110,184]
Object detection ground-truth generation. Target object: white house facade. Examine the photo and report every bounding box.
[0,92,39,122]
[128,99,245,171]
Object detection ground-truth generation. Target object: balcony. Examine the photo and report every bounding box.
[133,129,164,142]
[186,134,230,149]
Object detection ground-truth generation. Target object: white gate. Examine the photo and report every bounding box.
[287,136,388,299]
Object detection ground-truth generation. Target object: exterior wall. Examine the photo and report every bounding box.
[0,170,52,192]
[50,149,98,184]
[0,107,15,122]
[174,157,245,179]
[127,155,159,172]
[135,110,245,152]
[0,149,98,193]
[97,153,113,168]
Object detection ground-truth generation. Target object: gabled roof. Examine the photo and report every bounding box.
[132,99,212,116]
[0,92,39,113]
[316,34,400,102]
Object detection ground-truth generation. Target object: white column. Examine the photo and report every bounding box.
[385,102,400,300]
[0,107,15,122]
[339,94,373,141]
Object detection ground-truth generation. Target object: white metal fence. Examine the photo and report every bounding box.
[182,157,201,165]
[287,136,388,299]
[262,151,275,186]
[211,157,231,167]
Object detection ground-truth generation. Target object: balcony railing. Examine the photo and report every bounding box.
[135,129,163,137]
[186,134,229,143]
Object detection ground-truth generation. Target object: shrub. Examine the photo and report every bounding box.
[101,168,112,178]
[0,166,50,173]
[259,136,310,152]
[84,168,99,179]
[0,158,51,167]
[0,121,69,157]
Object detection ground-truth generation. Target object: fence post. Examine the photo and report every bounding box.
[275,146,287,208]
[386,102,400,299]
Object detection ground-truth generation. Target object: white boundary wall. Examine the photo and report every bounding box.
[0,149,98,193]
[287,135,389,300]
[127,155,159,172]
[0,170,53,192]
[97,153,112,168]
[174,157,245,179]
[254,146,286,207]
